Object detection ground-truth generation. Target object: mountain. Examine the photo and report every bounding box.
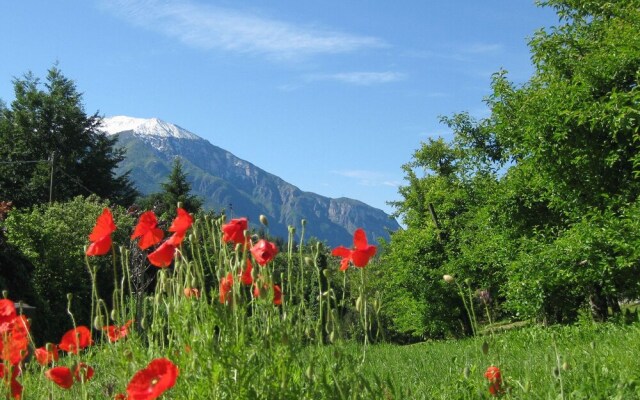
[101,116,400,246]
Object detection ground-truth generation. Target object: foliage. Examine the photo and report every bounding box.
[382,0,640,334]
[0,66,138,207]
[2,196,133,342]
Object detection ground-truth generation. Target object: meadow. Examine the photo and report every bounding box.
[0,207,638,399]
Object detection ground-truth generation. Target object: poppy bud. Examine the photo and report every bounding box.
[141,318,146,329]
[191,277,197,287]
[304,257,313,267]
[305,365,313,380]
[177,202,183,209]
[463,366,470,379]
[93,316,103,330]
[482,341,489,355]
[562,362,571,371]
[288,225,295,234]
[301,219,307,227]
[356,295,363,313]
[2,290,7,299]
[329,330,336,343]
[67,293,73,302]
[259,215,269,227]
[443,275,455,284]
[110,309,117,322]
[322,269,330,279]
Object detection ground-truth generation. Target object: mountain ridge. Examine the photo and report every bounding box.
[103,116,400,246]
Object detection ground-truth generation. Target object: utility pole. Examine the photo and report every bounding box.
[49,151,55,204]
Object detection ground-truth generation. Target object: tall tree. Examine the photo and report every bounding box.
[0,67,138,207]
[138,158,202,216]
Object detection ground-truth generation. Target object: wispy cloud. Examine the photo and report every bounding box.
[332,170,401,187]
[307,71,406,85]
[405,42,504,62]
[101,0,385,60]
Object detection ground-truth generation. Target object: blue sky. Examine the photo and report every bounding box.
[0,1,558,216]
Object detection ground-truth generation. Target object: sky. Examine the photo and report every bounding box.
[0,1,559,217]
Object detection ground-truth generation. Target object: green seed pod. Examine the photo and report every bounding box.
[356,295,363,313]
[93,315,103,330]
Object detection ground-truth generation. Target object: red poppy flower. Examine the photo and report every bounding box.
[73,362,95,383]
[253,284,282,305]
[147,241,176,268]
[114,394,127,400]
[168,208,193,236]
[126,358,179,400]
[0,315,30,366]
[221,218,248,246]
[166,230,186,246]
[183,287,200,298]
[219,273,234,304]
[332,228,377,271]
[34,344,59,366]
[484,366,503,396]
[239,259,253,285]
[103,320,133,343]
[59,326,92,354]
[250,239,278,266]
[86,208,116,256]
[0,300,16,333]
[45,366,74,389]
[131,211,164,250]
[0,363,22,399]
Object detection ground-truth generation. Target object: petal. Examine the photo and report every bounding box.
[168,208,193,233]
[88,208,116,242]
[147,242,176,268]
[352,228,368,250]
[331,246,351,258]
[45,367,74,389]
[138,228,165,250]
[86,235,112,256]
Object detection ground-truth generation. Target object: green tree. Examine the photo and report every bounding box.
[0,67,138,207]
[138,158,202,217]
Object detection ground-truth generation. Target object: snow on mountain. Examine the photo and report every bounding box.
[100,116,201,140]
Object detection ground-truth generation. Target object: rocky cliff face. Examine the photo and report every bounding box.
[103,116,400,246]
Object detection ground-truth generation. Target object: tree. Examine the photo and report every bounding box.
[384,0,640,334]
[0,67,138,207]
[138,158,202,217]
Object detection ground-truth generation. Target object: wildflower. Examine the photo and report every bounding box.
[221,218,248,246]
[253,284,283,306]
[73,362,94,383]
[34,344,59,366]
[86,208,116,256]
[0,300,17,332]
[484,365,503,396]
[239,259,253,285]
[103,320,133,343]
[131,211,164,250]
[168,208,193,238]
[250,239,278,266]
[147,241,176,268]
[59,326,93,354]
[45,366,74,389]
[0,315,30,365]
[126,358,179,400]
[183,287,200,299]
[219,273,234,304]
[331,228,377,271]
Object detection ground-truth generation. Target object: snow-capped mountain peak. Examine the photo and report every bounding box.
[100,116,201,140]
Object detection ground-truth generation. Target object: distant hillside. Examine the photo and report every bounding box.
[103,116,400,246]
